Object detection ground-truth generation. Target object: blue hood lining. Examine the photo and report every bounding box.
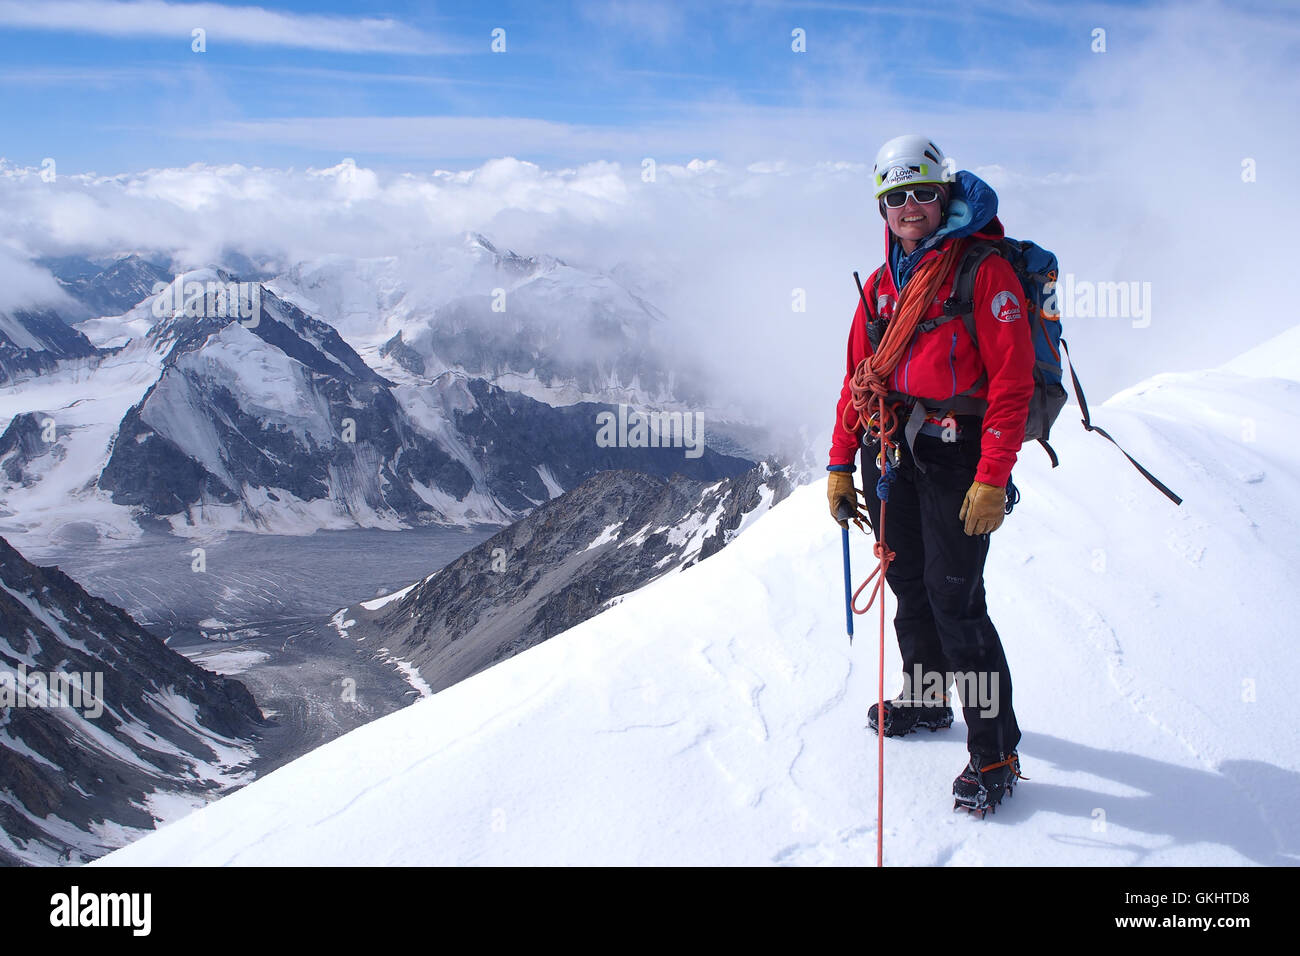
[890,170,999,290]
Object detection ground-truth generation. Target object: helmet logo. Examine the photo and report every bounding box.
[992,290,1022,324]
[882,165,915,187]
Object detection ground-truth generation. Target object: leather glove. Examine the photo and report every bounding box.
[959,481,1007,536]
[827,471,859,527]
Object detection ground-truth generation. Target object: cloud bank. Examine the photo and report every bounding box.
[0,0,452,53]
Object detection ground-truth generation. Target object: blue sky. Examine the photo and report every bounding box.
[0,0,1195,174]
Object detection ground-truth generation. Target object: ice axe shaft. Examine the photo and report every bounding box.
[835,500,856,642]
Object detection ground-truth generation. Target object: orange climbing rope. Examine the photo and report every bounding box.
[841,239,967,867]
[841,238,968,439]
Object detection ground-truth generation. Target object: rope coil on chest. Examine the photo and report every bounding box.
[844,239,966,616]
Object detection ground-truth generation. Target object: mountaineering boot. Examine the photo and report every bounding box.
[953,752,1024,817]
[867,698,954,737]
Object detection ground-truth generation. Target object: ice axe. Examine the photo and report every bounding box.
[835,499,856,643]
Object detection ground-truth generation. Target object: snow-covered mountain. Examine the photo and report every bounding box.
[0,306,97,386]
[1,252,753,547]
[0,535,264,866]
[269,233,706,408]
[333,460,793,694]
[0,292,178,549]
[93,329,1300,866]
[97,273,751,532]
[40,253,173,322]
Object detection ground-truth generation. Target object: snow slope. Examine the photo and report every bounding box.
[0,331,168,550]
[94,336,1300,866]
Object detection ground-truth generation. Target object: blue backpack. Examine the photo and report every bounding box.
[946,238,1068,458]
[944,237,1181,504]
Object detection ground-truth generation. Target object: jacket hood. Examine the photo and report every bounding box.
[886,170,1003,288]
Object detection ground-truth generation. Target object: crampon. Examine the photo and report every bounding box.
[867,698,954,737]
[953,753,1025,819]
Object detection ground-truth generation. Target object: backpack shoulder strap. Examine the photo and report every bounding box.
[908,241,1002,416]
[936,239,1003,346]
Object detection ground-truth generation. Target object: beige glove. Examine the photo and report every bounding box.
[827,471,859,527]
[959,481,1007,536]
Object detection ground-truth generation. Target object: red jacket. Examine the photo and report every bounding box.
[829,217,1035,487]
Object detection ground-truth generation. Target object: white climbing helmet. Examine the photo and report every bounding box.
[872,134,949,198]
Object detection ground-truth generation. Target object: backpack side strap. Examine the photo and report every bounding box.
[1037,437,1059,468]
[1059,339,1183,505]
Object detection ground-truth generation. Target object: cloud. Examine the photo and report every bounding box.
[0,155,641,268]
[0,63,523,91]
[0,0,453,54]
[0,245,78,314]
[577,0,689,45]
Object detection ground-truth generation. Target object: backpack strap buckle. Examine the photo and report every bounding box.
[942,295,971,317]
[915,314,955,335]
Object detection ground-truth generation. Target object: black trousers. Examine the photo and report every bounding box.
[859,414,1021,759]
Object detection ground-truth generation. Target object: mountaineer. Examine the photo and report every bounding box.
[827,134,1032,814]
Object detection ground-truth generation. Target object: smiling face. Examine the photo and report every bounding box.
[882,184,948,251]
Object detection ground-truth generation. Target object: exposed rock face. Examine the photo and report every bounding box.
[0,535,264,866]
[380,331,426,377]
[44,254,174,320]
[335,460,793,694]
[0,413,61,485]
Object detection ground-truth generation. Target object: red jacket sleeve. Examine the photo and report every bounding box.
[828,279,877,469]
[970,254,1036,487]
